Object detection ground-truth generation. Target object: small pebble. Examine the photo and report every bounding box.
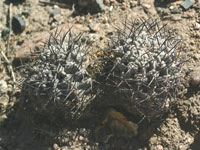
[79,136,84,141]
[12,15,25,34]
[77,0,104,14]
[50,7,61,17]
[193,22,200,30]
[0,95,9,110]
[88,24,99,32]
[170,7,180,14]
[62,137,69,144]
[53,143,60,150]
[73,147,83,150]
[1,27,10,38]
[171,15,181,21]
[130,1,137,8]
[0,80,8,94]
[180,0,195,10]
[0,114,7,123]
[169,6,174,10]
[159,8,170,16]
[190,68,200,86]
[142,3,151,9]
[61,146,69,150]
[22,8,32,17]
[157,145,164,150]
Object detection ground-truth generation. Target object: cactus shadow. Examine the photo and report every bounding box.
[0,93,167,150]
[190,132,200,150]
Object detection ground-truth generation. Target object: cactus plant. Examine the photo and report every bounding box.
[20,30,96,120]
[99,19,185,119]
[19,19,186,122]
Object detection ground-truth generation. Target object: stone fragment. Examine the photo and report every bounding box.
[0,95,9,112]
[22,8,32,17]
[77,0,104,14]
[50,7,61,17]
[0,80,7,94]
[12,15,25,34]
[193,22,200,30]
[61,146,69,150]
[140,0,156,15]
[180,0,195,10]
[190,67,200,86]
[88,23,99,32]
[1,27,10,38]
[170,7,181,14]
[156,145,163,150]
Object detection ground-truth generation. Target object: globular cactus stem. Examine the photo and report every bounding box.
[20,29,96,120]
[100,19,185,119]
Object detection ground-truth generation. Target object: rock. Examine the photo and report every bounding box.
[156,145,163,150]
[170,7,181,14]
[130,1,137,8]
[79,136,84,141]
[193,22,200,30]
[180,0,195,10]
[140,0,157,15]
[53,143,60,150]
[169,5,174,10]
[22,8,32,17]
[0,95,9,112]
[0,80,8,94]
[12,15,25,34]
[157,7,170,16]
[0,114,7,123]
[190,67,200,86]
[50,7,61,17]
[88,23,100,32]
[73,147,84,150]
[142,3,151,9]
[61,146,69,150]
[77,0,104,14]
[171,15,181,21]
[1,27,10,38]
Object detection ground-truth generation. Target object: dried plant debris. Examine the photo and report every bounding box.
[100,19,185,120]
[19,29,97,120]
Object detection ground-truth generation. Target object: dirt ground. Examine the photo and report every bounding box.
[0,0,200,150]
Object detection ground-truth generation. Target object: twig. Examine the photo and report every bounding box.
[0,48,16,91]
[39,0,71,9]
[7,3,12,57]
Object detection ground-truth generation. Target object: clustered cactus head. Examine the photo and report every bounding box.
[19,19,185,122]
[101,19,185,119]
[20,29,96,119]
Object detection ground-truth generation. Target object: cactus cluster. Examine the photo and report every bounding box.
[20,31,96,119]
[20,19,185,121]
[101,19,184,118]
